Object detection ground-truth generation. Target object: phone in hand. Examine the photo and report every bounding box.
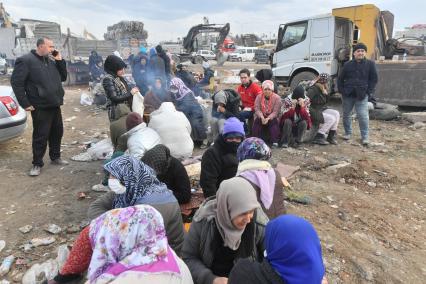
[51,50,59,57]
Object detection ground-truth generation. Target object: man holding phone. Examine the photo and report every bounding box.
[11,37,68,176]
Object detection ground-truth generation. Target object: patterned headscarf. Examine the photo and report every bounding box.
[88,205,170,283]
[141,144,172,176]
[317,73,330,84]
[237,137,271,162]
[104,155,170,208]
[169,77,193,101]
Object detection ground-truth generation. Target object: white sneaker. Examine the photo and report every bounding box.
[91,184,109,192]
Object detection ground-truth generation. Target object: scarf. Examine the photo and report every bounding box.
[104,74,128,95]
[88,205,179,283]
[260,93,274,115]
[169,77,193,101]
[237,159,276,209]
[141,144,172,176]
[193,177,260,250]
[265,215,325,284]
[103,155,171,208]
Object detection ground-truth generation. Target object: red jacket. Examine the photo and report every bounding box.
[280,107,312,130]
[236,81,262,110]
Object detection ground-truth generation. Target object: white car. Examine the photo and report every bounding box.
[0,86,27,142]
[196,50,216,60]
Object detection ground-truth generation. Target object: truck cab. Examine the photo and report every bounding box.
[272,15,353,90]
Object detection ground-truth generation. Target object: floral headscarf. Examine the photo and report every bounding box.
[237,137,271,162]
[169,77,193,101]
[88,205,170,283]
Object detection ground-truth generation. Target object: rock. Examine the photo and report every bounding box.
[64,116,77,122]
[375,250,382,256]
[19,225,33,234]
[367,181,377,188]
[339,178,346,184]
[79,220,90,229]
[22,259,59,284]
[0,240,5,252]
[30,237,56,247]
[402,112,426,123]
[338,211,349,221]
[330,204,339,209]
[325,162,351,172]
[409,121,426,130]
[369,103,400,120]
[44,224,62,235]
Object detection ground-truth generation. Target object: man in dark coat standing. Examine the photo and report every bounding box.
[11,37,68,176]
[338,43,378,145]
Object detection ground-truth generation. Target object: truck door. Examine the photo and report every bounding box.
[273,20,310,78]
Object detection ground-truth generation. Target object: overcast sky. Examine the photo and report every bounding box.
[2,0,425,44]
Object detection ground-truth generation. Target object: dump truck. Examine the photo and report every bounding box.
[272,4,426,107]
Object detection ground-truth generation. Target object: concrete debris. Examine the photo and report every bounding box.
[402,112,426,123]
[44,224,62,235]
[18,225,33,234]
[64,116,77,122]
[30,237,56,247]
[325,162,351,172]
[0,241,5,253]
[408,121,425,130]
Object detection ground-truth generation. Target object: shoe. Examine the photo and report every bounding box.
[342,134,351,140]
[271,142,279,149]
[312,133,329,145]
[361,138,369,146]
[51,158,69,166]
[327,130,338,145]
[29,166,41,176]
[91,184,110,192]
[280,143,288,148]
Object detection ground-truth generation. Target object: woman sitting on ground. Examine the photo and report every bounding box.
[144,77,172,114]
[182,176,268,284]
[237,137,286,219]
[142,144,191,204]
[229,215,327,284]
[51,205,193,284]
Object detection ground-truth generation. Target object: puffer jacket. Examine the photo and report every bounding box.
[125,123,161,159]
[181,207,268,284]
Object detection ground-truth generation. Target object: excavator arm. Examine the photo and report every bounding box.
[182,23,230,54]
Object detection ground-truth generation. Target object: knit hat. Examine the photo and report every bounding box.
[291,85,305,100]
[353,42,367,53]
[104,55,127,75]
[202,61,210,69]
[262,80,274,90]
[126,112,143,131]
[222,117,245,138]
[237,137,271,162]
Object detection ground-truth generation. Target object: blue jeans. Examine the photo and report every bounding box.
[342,95,369,140]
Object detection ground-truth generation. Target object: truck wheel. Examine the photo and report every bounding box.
[290,71,317,90]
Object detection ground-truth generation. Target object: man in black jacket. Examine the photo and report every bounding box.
[11,37,68,176]
[338,43,378,145]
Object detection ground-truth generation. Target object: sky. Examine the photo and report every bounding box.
[2,0,425,44]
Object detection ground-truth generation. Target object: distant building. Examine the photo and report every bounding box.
[395,24,426,40]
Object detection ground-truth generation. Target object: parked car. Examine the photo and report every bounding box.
[196,50,216,60]
[254,49,270,64]
[228,50,243,62]
[0,86,27,142]
[0,57,8,75]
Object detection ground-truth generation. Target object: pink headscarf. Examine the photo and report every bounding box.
[262,80,274,90]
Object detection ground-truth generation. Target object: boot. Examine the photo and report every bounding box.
[312,133,329,145]
[327,130,338,145]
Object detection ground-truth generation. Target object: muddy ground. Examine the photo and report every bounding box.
[0,62,425,283]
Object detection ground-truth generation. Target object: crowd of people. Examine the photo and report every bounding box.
[10,36,379,284]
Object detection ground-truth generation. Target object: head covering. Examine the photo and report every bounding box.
[237,137,271,162]
[194,177,260,250]
[265,215,325,284]
[149,48,157,57]
[262,80,274,90]
[104,155,171,208]
[139,45,147,54]
[214,90,227,105]
[222,117,245,139]
[126,112,143,131]
[202,61,210,69]
[169,77,193,100]
[88,205,176,283]
[141,144,171,176]
[104,55,127,76]
[317,73,329,84]
[291,85,305,100]
[155,45,164,54]
[255,69,273,83]
[353,42,367,53]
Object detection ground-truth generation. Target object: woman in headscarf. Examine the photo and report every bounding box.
[49,156,185,284]
[102,55,139,121]
[182,176,268,284]
[169,77,207,145]
[254,69,278,93]
[228,215,327,284]
[237,137,286,219]
[142,144,191,204]
[307,73,340,145]
[143,77,172,113]
[252,80,282,148]
[50,206,193,284]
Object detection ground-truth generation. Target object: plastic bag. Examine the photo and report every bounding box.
[80,92,93,106]
[132,91,145,116]
[87,138,113,160]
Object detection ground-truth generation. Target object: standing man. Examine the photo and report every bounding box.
[338,43,378,145]
[11,37,68,176]
[236,68,262,135]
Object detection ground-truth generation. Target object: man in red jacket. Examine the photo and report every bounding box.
[236,68,262,135]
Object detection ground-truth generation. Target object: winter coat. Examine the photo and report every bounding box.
[338,58,378,100]
[198,68,215,87]
[148,102,194,159]
[143,89,172,114]
[175,94,207,142]
[228,258,284,284]
[11,50,67,109]
[280,106,312,130]
[102,74,133,121]
[109,104,131,149]
[176,70,197,89]
[254,92,282,120]
[237,81,262,110]
[158,157,192,204]
[211,89,241,119]
[200,136,239,198]
[125,123,161,159]
[306,83,328,125]
[181,207,268,284]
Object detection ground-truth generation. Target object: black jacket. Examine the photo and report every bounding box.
[228,258,284,284]
[11,50,67,109]
[211,89,241,119]
[200,136,239,198]
[158,157,191,204]
[102,75,132,121]
[337,58,378,100]
[176,70,197,89]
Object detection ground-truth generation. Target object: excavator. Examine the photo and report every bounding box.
[176,23,235,66]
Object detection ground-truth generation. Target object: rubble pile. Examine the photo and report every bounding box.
[103,21,148,41]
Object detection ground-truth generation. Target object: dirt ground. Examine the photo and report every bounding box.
[0,62,425,283]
